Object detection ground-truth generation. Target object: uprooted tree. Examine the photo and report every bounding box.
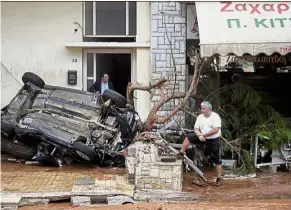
[126,48,204,133]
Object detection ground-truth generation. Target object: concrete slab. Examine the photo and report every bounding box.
[0,196,22,205]
[107,195,135,205]
[18,198,50,207]
[1,204,18,210]
[71,196,91,206]
[41,192,71,201]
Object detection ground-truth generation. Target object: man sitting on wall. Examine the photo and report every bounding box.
[88,72,114,94]
[179,101,223,186]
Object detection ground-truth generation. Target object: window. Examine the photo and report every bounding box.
[84,1,136,37]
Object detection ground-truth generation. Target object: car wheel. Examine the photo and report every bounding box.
[1,137,37,160]
[1,121,16,138]
[73,141,97,163]
[22,72,45,88]
[102,89,127,108]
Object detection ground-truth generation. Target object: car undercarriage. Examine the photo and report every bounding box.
[1,72,142,167]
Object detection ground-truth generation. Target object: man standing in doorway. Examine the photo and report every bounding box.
[88,72,114,94]
[179,101,222,186]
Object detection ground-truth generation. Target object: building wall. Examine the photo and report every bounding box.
[151,2,187,122]
[1,2,83,107]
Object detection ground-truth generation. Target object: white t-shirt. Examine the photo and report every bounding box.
[194,112,221,139]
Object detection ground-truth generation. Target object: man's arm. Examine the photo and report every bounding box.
[194,128,204,137]
[203,114,221,138]
[203,128,220,138]
[88,81,98,93]
[194,116,203,137]
[109,81,114,90]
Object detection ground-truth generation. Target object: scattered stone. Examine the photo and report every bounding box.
[223,173,256,180]
[18,198,49,207]
[134,190,199,202]
[7,158,17,162]
[25,161,40,165]
[71,196,91,206]
[107,195,135,205]
[74,177,95,185]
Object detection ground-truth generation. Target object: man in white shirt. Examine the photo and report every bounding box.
[179,101,222,186]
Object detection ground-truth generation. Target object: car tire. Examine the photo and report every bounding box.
[102,89,127,108]
[1,121,15,138]
[22,72,45,88]
[1,137,37,160]
[73,141,97,163]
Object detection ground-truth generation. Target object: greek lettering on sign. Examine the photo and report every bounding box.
[220,1,290,14]
[227,18,291,28]
[231,55,287,65]
[280,46,291,53]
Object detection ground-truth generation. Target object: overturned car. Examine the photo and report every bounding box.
[1,72,142,167]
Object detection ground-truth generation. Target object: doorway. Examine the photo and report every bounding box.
[83,50,132,97]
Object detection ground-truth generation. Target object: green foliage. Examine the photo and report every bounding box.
[237,150,256,175]
[218,83,291,149]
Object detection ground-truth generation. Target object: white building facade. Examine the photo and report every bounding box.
[1,1,152,121]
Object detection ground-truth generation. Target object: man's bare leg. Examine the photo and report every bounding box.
[216,164,222,178]
[180,137,190,153]
[215,164,222,186]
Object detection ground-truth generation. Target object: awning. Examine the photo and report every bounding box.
[200,43,291,57]
[195,2,291,57]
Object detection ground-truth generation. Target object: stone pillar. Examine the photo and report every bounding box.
[125,133,183,192]
[151,2,187,124]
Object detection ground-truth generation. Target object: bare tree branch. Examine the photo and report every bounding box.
[126,77,168,105]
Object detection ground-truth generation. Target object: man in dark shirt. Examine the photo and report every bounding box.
[88,72,114,94]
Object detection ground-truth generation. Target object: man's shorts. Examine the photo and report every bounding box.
[187,132,222,165]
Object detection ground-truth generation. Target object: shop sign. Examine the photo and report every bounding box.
[195,2,291,44]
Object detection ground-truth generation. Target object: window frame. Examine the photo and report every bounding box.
[83,1,136,37]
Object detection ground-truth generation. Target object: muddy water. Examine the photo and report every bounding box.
[19,199,291,210]
[183,169,291,201]
[3,161,291,209]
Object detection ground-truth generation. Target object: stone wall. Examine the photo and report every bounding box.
[125,133,183,192]
[151,2,187,122]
